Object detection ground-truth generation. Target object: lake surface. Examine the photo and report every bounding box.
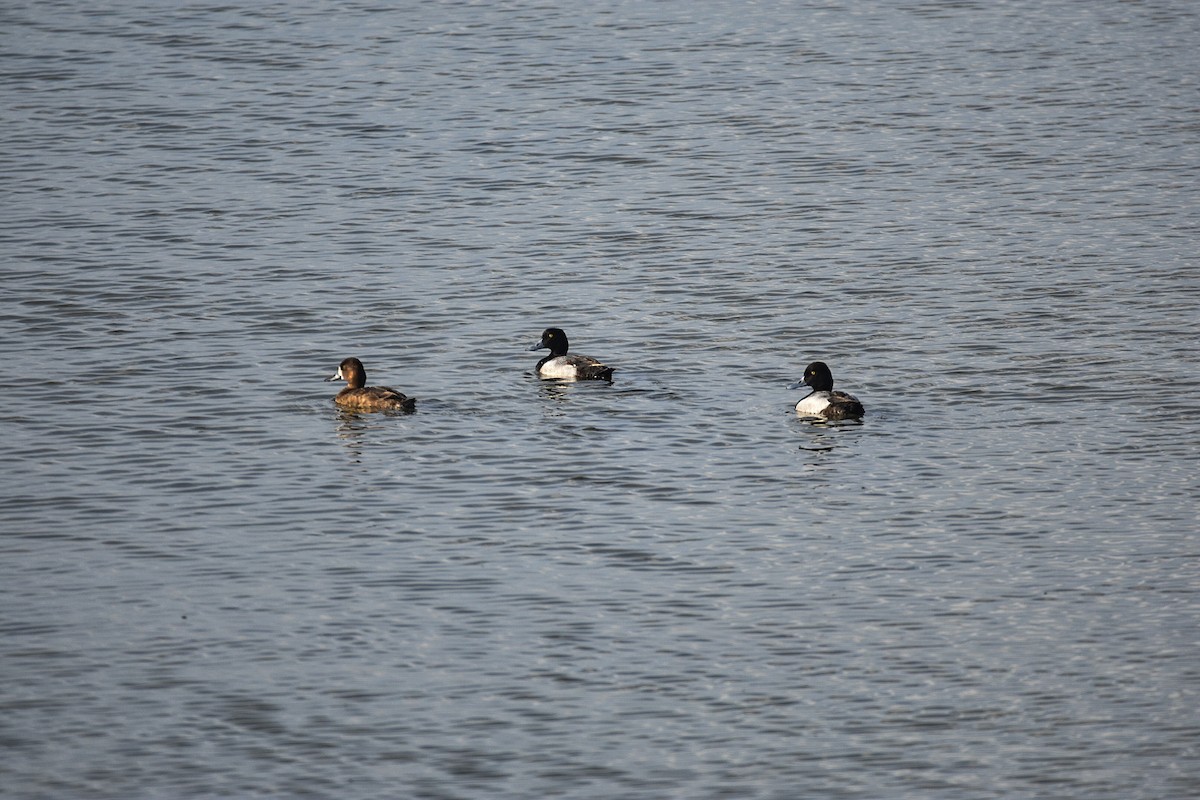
[2,1,1198,797]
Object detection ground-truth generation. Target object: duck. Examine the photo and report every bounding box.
[325,357,416,411]
[788,361,864,419]
[528,327,615,380]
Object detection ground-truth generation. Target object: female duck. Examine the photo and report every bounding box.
[789,361,864,419]
[528,327,615,380]
[326,357,416,411]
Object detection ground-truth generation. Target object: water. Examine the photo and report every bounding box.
[2,1,1198,797]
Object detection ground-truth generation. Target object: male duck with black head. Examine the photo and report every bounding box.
[326,357,416,412]
[528,327,615,380]
[789,361,864,419]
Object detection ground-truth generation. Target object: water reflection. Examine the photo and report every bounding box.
[534,375,617,405]
[331,407,415,461]
[536,378,573,404]
[794,415,865,452]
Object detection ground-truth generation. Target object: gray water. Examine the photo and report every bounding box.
[2,1,1198,798]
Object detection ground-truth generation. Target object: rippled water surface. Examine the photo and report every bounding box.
[2,1,1198,797]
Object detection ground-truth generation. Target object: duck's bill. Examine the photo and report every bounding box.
[786,380,808,390]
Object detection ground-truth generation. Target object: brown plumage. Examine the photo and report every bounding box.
[326,357,416,412]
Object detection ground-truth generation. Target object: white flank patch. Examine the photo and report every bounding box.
[795,392,833,415]
[538,357,580,379]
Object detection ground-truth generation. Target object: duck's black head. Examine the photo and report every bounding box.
[528,327,569,356]
[798,361,834,392]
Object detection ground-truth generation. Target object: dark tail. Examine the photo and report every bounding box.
[583,365,615,381]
